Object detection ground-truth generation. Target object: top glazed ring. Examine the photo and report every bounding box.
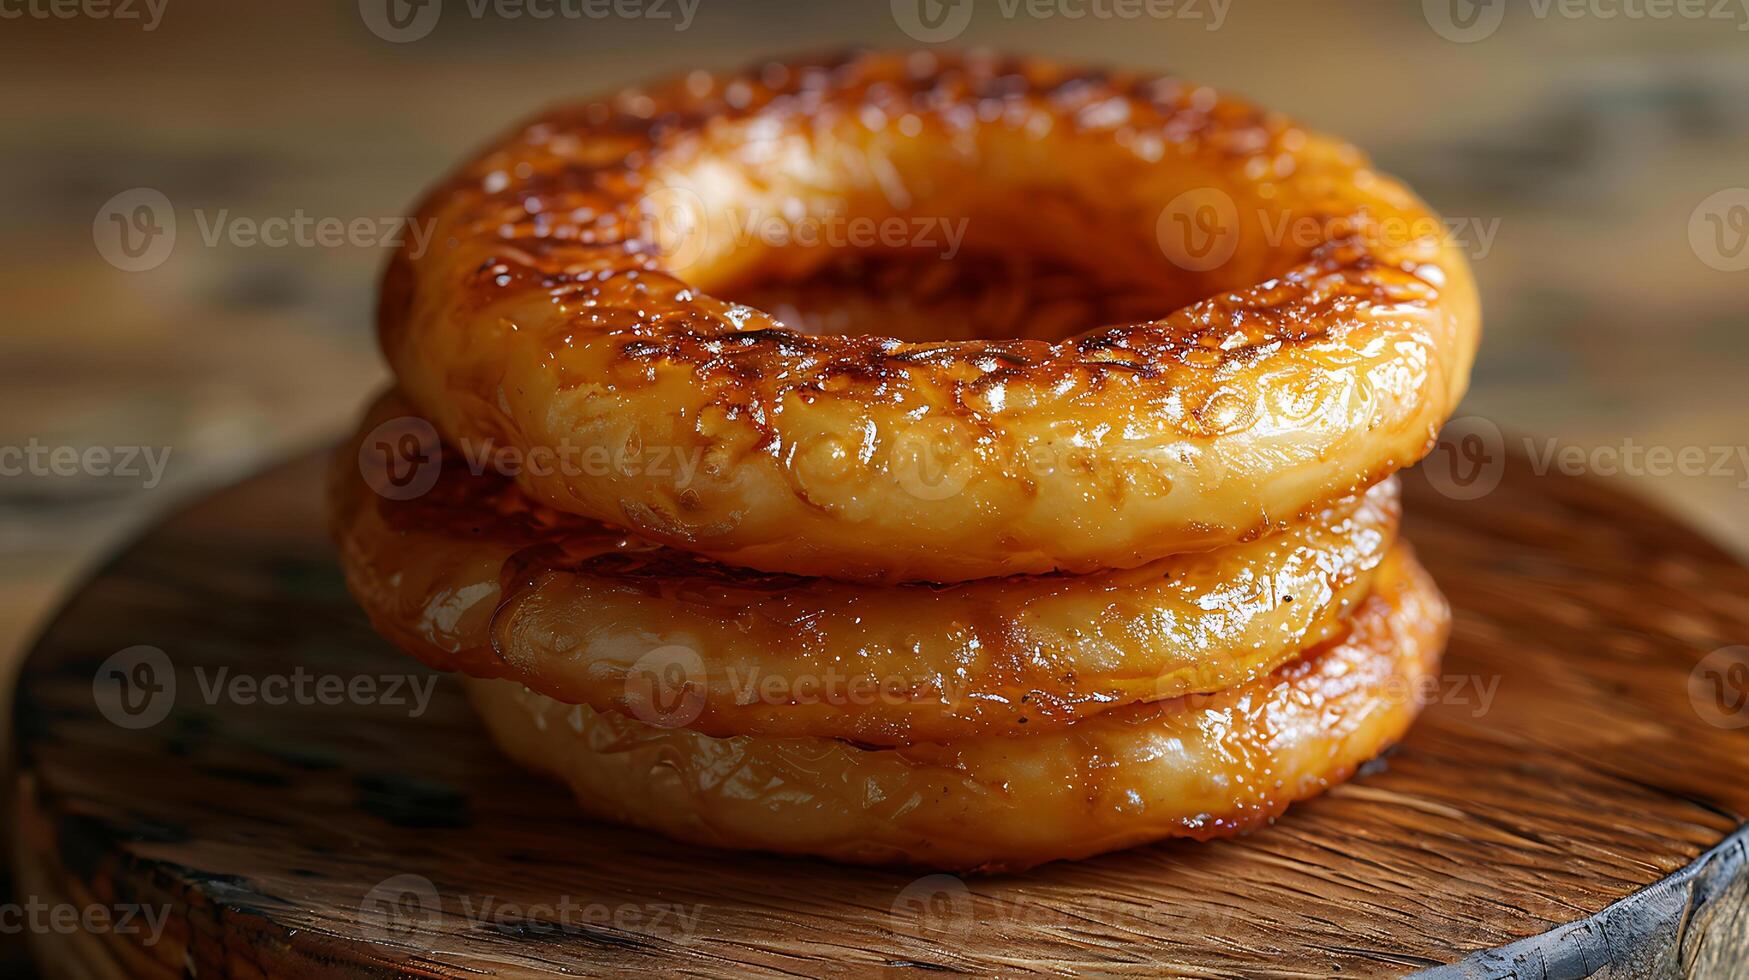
[380,50,1479,583]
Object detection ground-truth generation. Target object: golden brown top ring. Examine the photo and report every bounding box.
[380,49,1479,583]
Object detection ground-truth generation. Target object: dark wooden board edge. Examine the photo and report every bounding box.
[1419,825,1749,979]
[8,771,458,980]
[12,762,1749,979]
[8,448,1749,978]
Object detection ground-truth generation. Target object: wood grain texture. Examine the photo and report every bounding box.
[7,446,1749,978]
[1425,827,1749,979]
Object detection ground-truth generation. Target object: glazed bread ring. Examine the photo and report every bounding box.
[334,393,1400,745]
[379,50,1479,582]
[466,543,1447,871]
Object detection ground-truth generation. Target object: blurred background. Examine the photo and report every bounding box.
[2,0,1746,796]
[2,1,1747,973]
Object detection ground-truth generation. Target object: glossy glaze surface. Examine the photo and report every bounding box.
[334,392,1400,744]
[468,544,1446,871]
[380,49,1479,582]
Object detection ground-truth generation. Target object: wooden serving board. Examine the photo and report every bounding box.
[8,446,1749,978]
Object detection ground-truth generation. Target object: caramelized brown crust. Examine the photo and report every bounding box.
[334,392,1401,745]
[380,49,1480,583]
[467,543,1448,871]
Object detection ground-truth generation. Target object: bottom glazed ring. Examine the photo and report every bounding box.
[465,544,1449,872]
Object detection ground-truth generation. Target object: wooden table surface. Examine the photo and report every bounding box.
[3,0,1748,973]
[11,449,1749,977]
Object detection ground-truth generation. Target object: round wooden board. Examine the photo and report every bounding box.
[8,447,1749,978]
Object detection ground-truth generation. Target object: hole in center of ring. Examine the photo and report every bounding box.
[639,127,1287,345]
[717,248,1187,344]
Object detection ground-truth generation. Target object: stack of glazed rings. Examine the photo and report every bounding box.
[333,50,1479,871]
